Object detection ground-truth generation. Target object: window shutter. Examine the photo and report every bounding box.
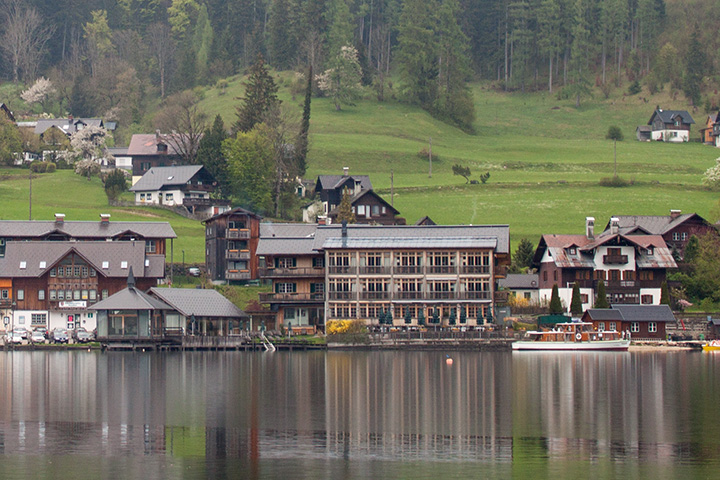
[292,283,297,293]
[275,283,280,293]
[292,257,297,267]
[310,283,316,293]
[274,258,279,268]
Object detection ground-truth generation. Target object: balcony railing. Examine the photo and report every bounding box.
[225,270,251,280]
[328,266,357,275]
[603,254,628,265]
[395,291,423,300]
[227,229,250,239]
[460,265,490,275]
[259,267,325,278]
[359,266,391,275]
[226,249,251,260]
[426,291,455,300]
[494,290,509,303]
[395,265,423,275]
[427,265,457,275]
[328,291,356,301]
[457,291,491,300]
[359,291,390,300]
[259,292,325,303]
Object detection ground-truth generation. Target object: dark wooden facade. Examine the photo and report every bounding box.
[204,208,262,282]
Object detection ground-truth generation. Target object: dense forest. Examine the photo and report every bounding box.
[2,0,719,136]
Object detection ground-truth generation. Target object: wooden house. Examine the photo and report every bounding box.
[647,108,695,142]
[699,112,719,144]
[581,304,675,340]
[129,165,230,218]
[127,133,184,184]
[203,207,262,283]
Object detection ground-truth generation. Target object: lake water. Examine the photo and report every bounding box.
[0,350,717,479]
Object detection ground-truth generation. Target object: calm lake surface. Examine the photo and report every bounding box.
[0,350,717,479]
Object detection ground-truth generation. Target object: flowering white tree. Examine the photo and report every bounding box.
[316,45,362,111]
[702,157,720,189]
[21,77,55,110]
[69,126,108,180]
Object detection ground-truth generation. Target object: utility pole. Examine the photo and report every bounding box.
[390,169,394,207]
[428,137,432,178]
[28,170,32,220]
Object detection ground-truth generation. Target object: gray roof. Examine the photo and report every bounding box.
[256,237,317,256]
[317,175,373,191]
[0,220,177,239]
[106,147,129,156]
[260,223,318,238]
[584,309,624,321]
[149,288,248,318]
[499,274,539,289]
[611,304,676,323]
[89,287,173,311]
[0,241,164,278]
[323,236,498,250]
[34,118,104,135]
[607,214,706,236]
[649,109,695,125]
[313,225,510,254]
[129,165,205,192]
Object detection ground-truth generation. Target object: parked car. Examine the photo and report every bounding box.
[12,326,29,339]
[34,326,48,339]
[73,327,92,343]
[188,267,201,277]
[52,328,69,343]
[6,332,23,344]
[30,330,46,343]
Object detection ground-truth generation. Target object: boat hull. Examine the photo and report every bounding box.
[702,345,720,352]
[512,340,630,351]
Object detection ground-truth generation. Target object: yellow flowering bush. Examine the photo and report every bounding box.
[327,320,354,335]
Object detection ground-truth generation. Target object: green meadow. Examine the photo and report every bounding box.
[2,77,719,258]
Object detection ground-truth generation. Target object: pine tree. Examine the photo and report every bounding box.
[294,65,312,177]
[104,169,128,204]
[512,238,535,271]
[595,280,610,308]
[549,284,563,314]
[684,29,704,106]
[337,188,356,223]
[267,0,295,70]
[197,114,229,193]
[660,281,671,305]
[570,283,583,315]
[234,54,280,134]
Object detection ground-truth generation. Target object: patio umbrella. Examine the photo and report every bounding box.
[460,306,467,324]
[449,308,457,326]
[418,309,425,327]
[404,307,412,324]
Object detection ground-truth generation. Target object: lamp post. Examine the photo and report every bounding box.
[182,250,185,267]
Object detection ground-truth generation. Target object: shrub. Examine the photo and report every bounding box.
[326,319,366,335]
[627,80,641,95]
[599,176,630,187]
[30,161,47,173]
[45,162,56,173]
[417,147,439,162]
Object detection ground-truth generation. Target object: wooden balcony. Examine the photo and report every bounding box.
[457,291,491,300]
[395,265,423,275]
[460,265,490,275]
[0,299,12,308]
[359,291,390,300]
[259,267,325,278]
[426,291,455,300]
[227,229,251,239]
[259,292,324,303]
[226,249,251,260]
[395,291,423,300]
[427,266,457,275]
[327,291,356,301]
[603,254,628,265]
[359,266,392,275]
[225,270,251,280]
[494,290,509,303]
[328,266,357,275]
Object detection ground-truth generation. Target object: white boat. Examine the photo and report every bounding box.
[512,321,630,351]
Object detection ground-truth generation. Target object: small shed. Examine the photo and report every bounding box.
[636,125,651,141]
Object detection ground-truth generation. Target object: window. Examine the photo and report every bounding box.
[609,270,621,281]
[89,268,96,277]
[81,290,88,300]
[17,289,24,301]
[672,232,680,241]
[524,292,532,300]
[609,322,617,331]
[569,247,576,255]
[0,238,4,257]
[38,290,45,301]
[357,205,366,215]
[145,241,157,253]
[50,268,56,277]
[648,322,657,333]
[681,232,688,241]
[102,289,108,300]
[631,322,640,333]
[165,193,173,202]
[277,257,295,269]
[598,322,605,331]
[74,266,81,277]
[31,313,46,326]
[580,294,589,303]
[89,290,97,301]
[121,261,128,269]
[553,271,557,281]
[543,271,548,282]
[73,290,81,300]
[57,266,64,277]
[641,294,654,304]
[82,266,88,277]
[0,289,7,299]
[372,205,380,216]
[312,257,325,268]
[275,283,296,294]
[49,290,56,300]
[284,308,296,320]
[57,290,65,300]
[638,271,654,281]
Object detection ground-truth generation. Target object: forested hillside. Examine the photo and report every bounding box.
[2,0,719,140]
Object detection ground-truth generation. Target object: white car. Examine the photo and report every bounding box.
[30,330,46,343]
[6,332,23,344]
[12,326,29,339]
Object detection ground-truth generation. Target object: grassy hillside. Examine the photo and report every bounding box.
[196,75,720,247]
[0,169,206,263]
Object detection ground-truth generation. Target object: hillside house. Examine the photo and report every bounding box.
[603,210,716,260]
[204,207,263,283]
[533,217,677,313]
[699,112,719,144]
[129,165,230,218]
[581,304,675,340]
[647,108,694,142]
[127,133,184,184]
[499,274,539,304]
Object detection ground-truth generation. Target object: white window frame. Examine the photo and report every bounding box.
[631,322,640,333]
[648,322,657,333]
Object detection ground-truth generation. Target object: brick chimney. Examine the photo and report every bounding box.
[585,217,595,239]
[317,216,327,225]
[54,213,65,224]
[100,213,111,224]
[670,209,682,218]
[609,217,619,235]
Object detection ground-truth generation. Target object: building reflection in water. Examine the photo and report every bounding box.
[0,350,716,475]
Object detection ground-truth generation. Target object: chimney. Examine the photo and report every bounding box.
[343,166,349,176]
[54,213,65,224]
[341,220,348,238]
[585,217,595,239]
[317,215,327,225]
[155,129,162,143]
[610,217,619,235]
[100,213,111,224]
[670,209,682,218]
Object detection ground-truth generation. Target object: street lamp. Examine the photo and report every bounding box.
[182,250,185,267]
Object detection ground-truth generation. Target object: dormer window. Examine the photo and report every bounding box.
[647,247,654,255]
[158,143,167,152]
[568,247,576,255]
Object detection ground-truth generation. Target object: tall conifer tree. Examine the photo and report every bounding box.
[234,54,280,134]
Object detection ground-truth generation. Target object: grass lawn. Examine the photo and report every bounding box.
[0,168,207,263]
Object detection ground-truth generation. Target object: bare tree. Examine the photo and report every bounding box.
[1,0,54,83]
[154,91,207,165]
[147,23,175,98]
